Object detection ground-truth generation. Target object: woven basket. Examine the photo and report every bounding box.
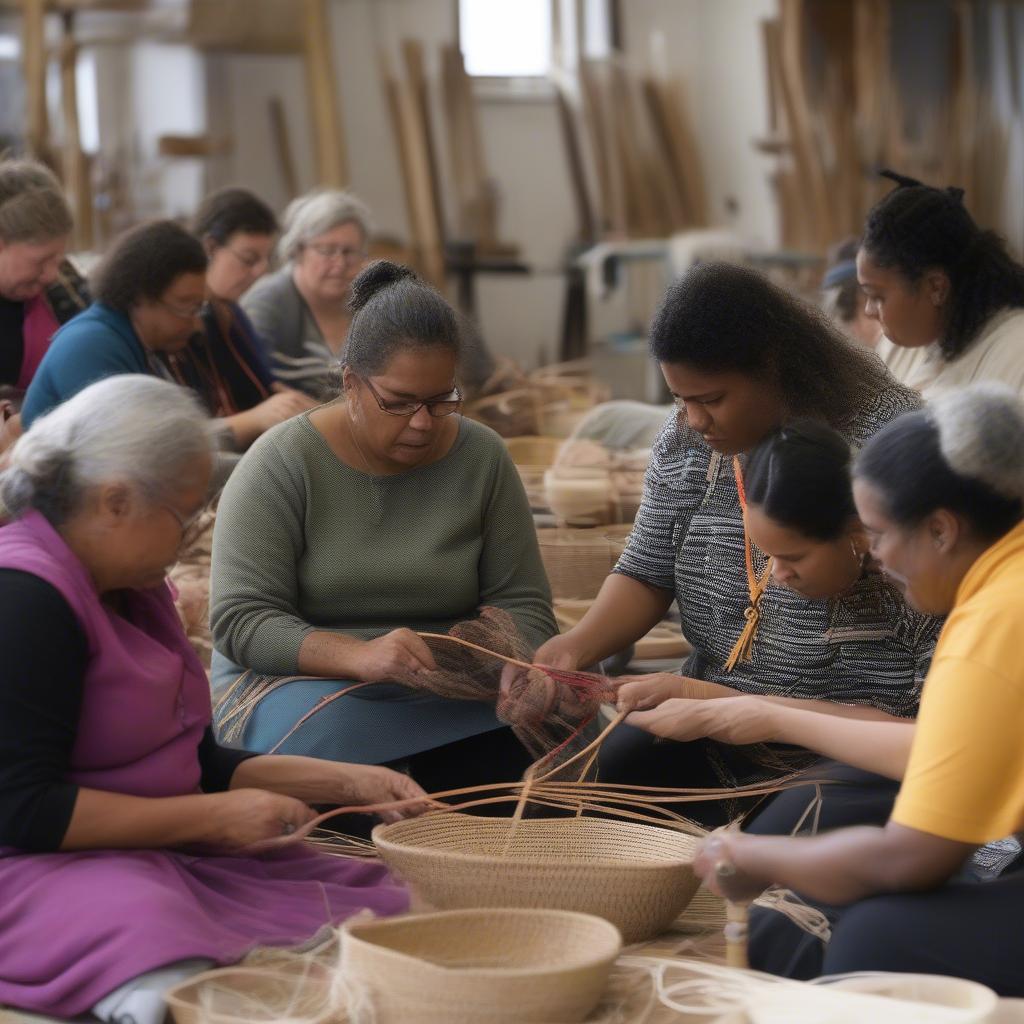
[165,962,334,1024]
[505,435,565,467]
[372,814,700,943]
[506,436,565,510]
[465,388,542,438]
[342,908,621,1023]
[554,599,692,661]
[544,466,617,527]
[537,524,632,600]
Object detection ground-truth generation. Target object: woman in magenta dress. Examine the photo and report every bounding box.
[0,375,419,1022]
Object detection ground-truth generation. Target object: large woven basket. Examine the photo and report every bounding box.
[372,814,700,943]
[536,524,632,599]
[165,962,334,1024]
[341,908,621,1023]
[554,598,692,661]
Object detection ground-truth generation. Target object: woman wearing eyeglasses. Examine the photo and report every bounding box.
[20,220,209,430]
[210,260,557,794]
[240,189,371,400]
[158,189,317,452]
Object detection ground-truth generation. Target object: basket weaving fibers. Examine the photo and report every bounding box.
[372,814,700,943]
[165,962,334,1024]
[341,908,621,1023]
[537,524,632,600]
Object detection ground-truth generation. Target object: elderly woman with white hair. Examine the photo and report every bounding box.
[0,375,423,1023]
[241,188,371,398]
[693,384,1024,996]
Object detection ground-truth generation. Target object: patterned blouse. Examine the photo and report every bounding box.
[615,379,939,717]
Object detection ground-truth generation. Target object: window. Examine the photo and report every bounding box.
[458,0,552,78]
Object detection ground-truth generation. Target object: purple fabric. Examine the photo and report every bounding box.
[0,511,408,1017]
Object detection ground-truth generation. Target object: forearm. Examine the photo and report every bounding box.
[230,754,353,804]
[732,828,904,904]
[297,629,364,678]
[559,573,673,667]
[223,409,261,448]
[60,788,219,850]
[762,705,914,779]
[760,695,909,721]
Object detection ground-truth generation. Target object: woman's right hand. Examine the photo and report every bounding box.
[532,633,584,671]
[203,788,317,852]
[349,628,438,683]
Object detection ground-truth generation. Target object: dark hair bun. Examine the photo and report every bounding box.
[348,259,418,313]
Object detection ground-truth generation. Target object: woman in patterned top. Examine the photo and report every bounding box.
[535,262,936,826]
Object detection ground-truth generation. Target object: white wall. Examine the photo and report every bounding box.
[92,0,781,368]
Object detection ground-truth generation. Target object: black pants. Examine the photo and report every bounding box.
[595,726,795,829]
[750,866,1024,996]
[330,727,534,838]
[745,760,900,836]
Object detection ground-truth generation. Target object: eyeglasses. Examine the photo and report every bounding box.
[361,376,462,418]
[306,243,368,265]
[159,299,207,321]
[162,501,210,550]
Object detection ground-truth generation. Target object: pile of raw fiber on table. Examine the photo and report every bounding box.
[215,607,618,777]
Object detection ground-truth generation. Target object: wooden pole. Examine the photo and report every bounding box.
[267,96,299,200]
[302,0,347,187]
[59,12,92,250]
[21,0,49,163]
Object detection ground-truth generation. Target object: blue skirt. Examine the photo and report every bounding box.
[210,651,505,764]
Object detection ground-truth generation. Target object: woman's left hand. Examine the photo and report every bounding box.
[693,830,770,902]
[335,764,433,821]
[627,695,779,746]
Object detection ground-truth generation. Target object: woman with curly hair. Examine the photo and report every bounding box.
[535,261,937,826]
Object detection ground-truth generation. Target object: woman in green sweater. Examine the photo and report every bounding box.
[210,261,557,794]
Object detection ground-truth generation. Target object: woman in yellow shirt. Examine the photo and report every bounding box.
[690,384,1024,994]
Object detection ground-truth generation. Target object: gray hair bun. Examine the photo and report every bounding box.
[932,383,1024,502]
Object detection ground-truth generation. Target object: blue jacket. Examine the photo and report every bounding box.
[21,303,152,428]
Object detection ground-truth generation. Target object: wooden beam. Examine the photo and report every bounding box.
[553,76,597,244]
[402,39,446,246]
[267,96,299,200]
[302,0,347,186]
[58,11,92,248]
[21,0,49,162]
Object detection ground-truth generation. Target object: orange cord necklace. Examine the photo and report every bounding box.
[724,456,774,671]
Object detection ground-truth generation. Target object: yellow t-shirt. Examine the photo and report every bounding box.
[892,520,1024,844]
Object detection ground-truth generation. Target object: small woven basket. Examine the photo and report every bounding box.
[505,435,565,510]
[373,814,700,943]
[537,524,632,599]
[465,388,543,438]
[341,908,621,1023]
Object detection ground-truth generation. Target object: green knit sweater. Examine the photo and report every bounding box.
[210,411,556,676]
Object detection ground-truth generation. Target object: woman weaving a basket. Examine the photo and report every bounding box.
[210,260,557,793]
[0,376,423,1023]
[622,418,941,836]
[535,262,938,828]
[695,385,1024,997]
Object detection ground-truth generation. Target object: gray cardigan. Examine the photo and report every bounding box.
[240,267,336,399]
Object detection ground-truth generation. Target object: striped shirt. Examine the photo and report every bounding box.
[615,381,939,716]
